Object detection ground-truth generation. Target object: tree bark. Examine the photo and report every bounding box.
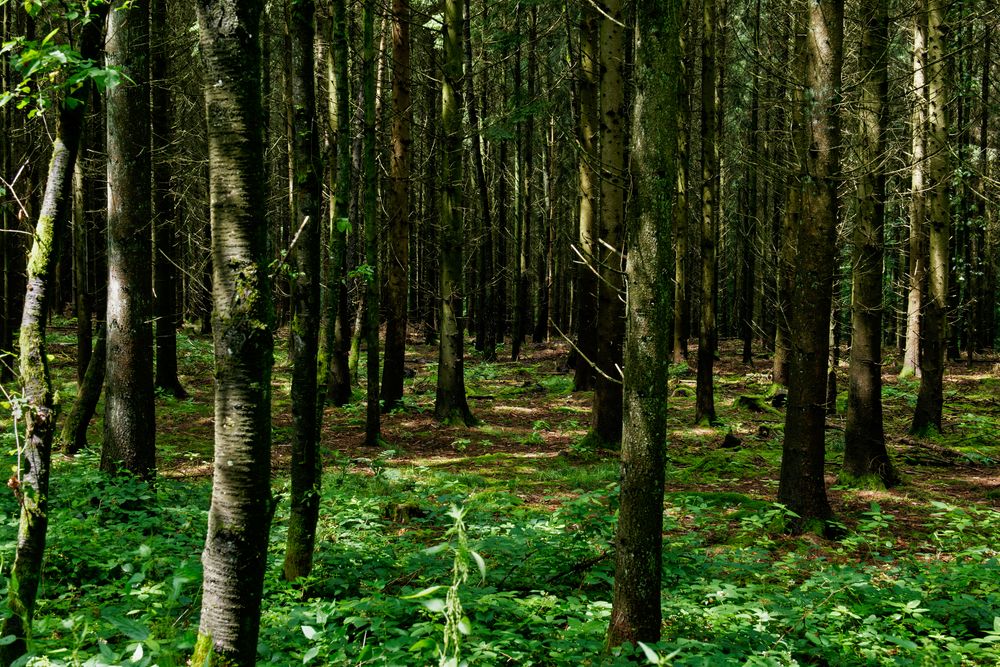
[434,0,475,426]
[574,3,600,389]
[284,0,324,582]
[608,0,677,646]
[696,0,718,424]
[59,324,107,455]
[843,0,897,486]
[102,0,156,480]
[0,10,106,660]
[191,0,274,662]
[901,9,927,379]
[590,0,626,445]
[911,0,948,435]
[382,0,413,406]
[777,0,843,526]
[152,0,187,399]
[362,0,382,444]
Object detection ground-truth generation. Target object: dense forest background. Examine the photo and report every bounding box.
[1,0,1000,664]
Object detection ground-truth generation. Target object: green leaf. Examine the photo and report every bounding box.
[403,585,444,599]
[421,598,446,613]
[301,625,317,640]
[470,550,486,581]
[0,635,15,646]
[303,646,319,663]
[101,609,149,641]
[637,642,661,665]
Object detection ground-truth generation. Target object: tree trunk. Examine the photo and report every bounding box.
[59,325,107,455]
[696,0,718,424]
[382,0,413,406]
[574,4,600,389]
[589,0,626,446]
[777,0,843,526]
[363,0,382,445]
[72,162,91,386]
[284,0,324,582]
[512,8,535,363]
[911,0,948,435]
[102,0,156,480]
[901,10,927,379]
[0,11,105,660]
[843,0,897,487]
[434,0,475,426]
[191,0,274,662]
[608,0,677,646]
[672,0,691,365]
[151,0,187,399]
[325,0,353,408]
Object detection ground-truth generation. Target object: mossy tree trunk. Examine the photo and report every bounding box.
[191,0,274,662]
[911,0,948,435]
[284,0,324,582]
[102,0,156,480]
[0,10,106,661]
[608,0,677,646]
[590,0,626,446]
[843,0,897,487]
[434,0,475,426]
[59,324,106,454]
[382,0,412,406]
[777,0,843,526]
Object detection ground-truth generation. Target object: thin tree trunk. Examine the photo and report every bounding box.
[696,0,718,424]
[589,0,626,446]
[382,0,413,406]
[911,0,948,434]
[901,10,927,379]
[326,0,353,408]
[363,0,381,445]
[0,11,105,660]
[191,0,274,661]
[72,162,91,386]
[284,0,324,581]
[59,325,107,455]
[844,0,897,487]
[574,3,599,389]
[102,0,156,480]
[151,0,187,399]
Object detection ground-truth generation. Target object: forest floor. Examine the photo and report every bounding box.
[1,325,999,665]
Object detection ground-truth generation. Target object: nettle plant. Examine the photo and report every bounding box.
[1,0,120,116]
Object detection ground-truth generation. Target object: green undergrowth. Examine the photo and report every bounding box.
[0,452,995,666]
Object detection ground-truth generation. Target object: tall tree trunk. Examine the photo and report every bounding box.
[72,162,91,386]
[512,7,535,362]
[741,0,760,366]
[901,10,927,379]
[773,17,806,386]
[284,0,324,581]
[102,0,156,480]
[574,3,600,389]
[191,0,274,662]
[0,11,105,660]
[590,0,626,445]
[382,0,413,406]
[843,0,897,487]
[434,0,475,426]
[363,0,382,444]
[326,0,353,408]
[911,0,948,434]
[777,0,844,526]
[608,0,677,645]
[672,0,692,365]
[151,0,187,399]
[696,0,718,424]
